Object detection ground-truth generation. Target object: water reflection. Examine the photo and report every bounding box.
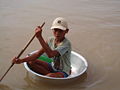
[0,84,12,90]
[23,71,88,90]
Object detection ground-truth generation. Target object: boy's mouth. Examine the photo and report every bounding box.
[56,35,60,38]
[56,36,61,40]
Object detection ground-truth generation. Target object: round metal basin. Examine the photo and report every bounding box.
[24,51,88,83]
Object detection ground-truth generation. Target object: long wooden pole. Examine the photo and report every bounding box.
[0,22,45,82]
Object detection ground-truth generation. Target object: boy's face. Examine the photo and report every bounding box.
[53,28,68,41]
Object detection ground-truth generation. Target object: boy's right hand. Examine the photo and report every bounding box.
[35,26,43,39]
[12,57,23,64]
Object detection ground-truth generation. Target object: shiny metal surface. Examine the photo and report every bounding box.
[24,51,88,80]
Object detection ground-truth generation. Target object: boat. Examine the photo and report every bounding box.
[24,51,88,83]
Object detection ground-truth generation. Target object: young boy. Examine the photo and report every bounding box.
[12,17,71,78]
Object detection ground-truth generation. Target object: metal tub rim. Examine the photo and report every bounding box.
[24,51,88,80]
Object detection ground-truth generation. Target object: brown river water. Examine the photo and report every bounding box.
[0,0,120,90]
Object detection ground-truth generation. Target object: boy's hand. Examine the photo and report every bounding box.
[12,57,23,64]
[35,26,43,39]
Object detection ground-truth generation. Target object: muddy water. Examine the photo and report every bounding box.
[0,0,120,90]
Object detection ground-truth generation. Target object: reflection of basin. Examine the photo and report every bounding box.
[24,51,88,81]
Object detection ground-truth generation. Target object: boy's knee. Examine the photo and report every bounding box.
[28,61,35,65]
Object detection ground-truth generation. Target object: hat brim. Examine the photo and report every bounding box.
[51,26,66,31]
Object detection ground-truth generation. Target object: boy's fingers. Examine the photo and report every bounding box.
[15,58,21,64]
[12,57,19,64]
[38,26,40,28]
[37,26,42,30]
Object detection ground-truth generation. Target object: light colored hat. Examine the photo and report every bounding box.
[51,17,68,30]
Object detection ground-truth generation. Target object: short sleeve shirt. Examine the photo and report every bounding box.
[47,36,72,75]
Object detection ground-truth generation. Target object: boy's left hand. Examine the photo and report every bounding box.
[12,57,23,64]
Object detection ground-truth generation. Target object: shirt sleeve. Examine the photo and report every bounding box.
[55,43,70,56]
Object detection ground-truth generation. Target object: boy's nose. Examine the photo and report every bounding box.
[55,31,60,35]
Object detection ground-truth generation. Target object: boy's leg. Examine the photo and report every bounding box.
[34,60,51,71]
[28,60,50,75]
[46,72,64,78]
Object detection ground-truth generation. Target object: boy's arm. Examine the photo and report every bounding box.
[38,36,59,58]
[22,48,44,62]
[35,27,59,58]
[12,48,44,64]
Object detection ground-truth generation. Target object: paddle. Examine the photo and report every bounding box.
[0,22,45,82]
